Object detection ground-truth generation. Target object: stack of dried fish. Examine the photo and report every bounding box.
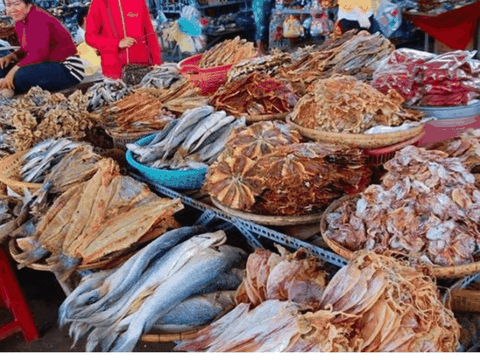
[176,250,460,352]
[204,122,372,215]
[277,31,394,92]
[139,63,183,89]
[427,129,480,186]
[59,228,247,352]
[138,78,208,114]
[291,75,423,134]
[0,87,99,152]
[227,50,293,83]
[198,37,256,68]
[12,158,183,279]
[127,106,245,169]
[87,79,133,112]
[102,92,175,135]
[21,139,80,183]
[211,72,299,116]
[325,145,480,267]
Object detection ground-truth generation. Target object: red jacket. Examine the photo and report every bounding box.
[85,0,161,79]
[15,6,77,67]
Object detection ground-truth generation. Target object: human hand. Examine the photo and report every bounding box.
[119,37,136,49]
[3,65,18,90]
[0,79,6,89]
[0,54,13,69]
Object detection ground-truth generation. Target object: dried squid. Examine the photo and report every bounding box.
[325,145,480,267]
[290,75,423,134]
[176,250,460,352]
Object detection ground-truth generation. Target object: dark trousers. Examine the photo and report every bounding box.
[339,15,380,35]
[0,61,80,94]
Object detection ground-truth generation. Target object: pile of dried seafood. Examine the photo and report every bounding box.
[277,31,393,92]
[127,106,245,169]
[138,78,208,114]
[87,79,133,112]
[0,87,99,152]
[139,63,183,89]
[211,72,299,116]
[227,50,293,83]
[290,75,423,134]
[102,92,175,135]
[12,157,183,279]
[176,250,460,352]
[325,145,480,267]
[59,228,246,352]
[198,37,256,68]
[427,129,480,186]
[204,122,371,215]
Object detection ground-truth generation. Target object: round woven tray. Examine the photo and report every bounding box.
[211,197,323,226]
[140,328,205,343]
[8,238,125,272]
[285,116,425,149]
[244,112,289,124]
[0,150,42,195]
[320,194,480,279]
[105,128,155,151]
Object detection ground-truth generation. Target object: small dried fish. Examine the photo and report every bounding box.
[87,79,133,112]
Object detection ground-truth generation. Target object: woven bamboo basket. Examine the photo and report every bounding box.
[211,197,323,226]
[0,150,42,195]
[141,328,205,343]
[244,112,289,124]
[285,116,425,149]
[105,129,155,151]
[320,194,480,279]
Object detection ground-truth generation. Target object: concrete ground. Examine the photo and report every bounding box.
[0,257,175,352]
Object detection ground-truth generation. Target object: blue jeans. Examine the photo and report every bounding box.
[0,61,80,94]
[339,15,380,35]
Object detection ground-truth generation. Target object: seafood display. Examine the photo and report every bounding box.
[211,72,299,116]
[176,250,459,352]
[12,158,183,278]
[290,75,424,133]
[372,49,480,106]
[21,139,81,183]
[204,122,371,215]
[127,106,246,169]
[227,50,293,83]
[0,87,99,152]
[137,78,208,114]
[324,146,480,267]
[139,63,183,89]
[198,37,256,68]
[59,228,246,352]
[102,92,175,135]
[87,79,133,112]
[277,31,394,92]
[121,64,153,87]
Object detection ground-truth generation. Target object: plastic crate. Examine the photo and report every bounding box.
[126,134,207,190]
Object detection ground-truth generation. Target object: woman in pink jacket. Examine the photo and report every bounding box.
[0,0,84,96]
[85,0,162,80]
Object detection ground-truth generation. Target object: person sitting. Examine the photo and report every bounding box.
[85,0,162,80]
[75,7,101,77]
[0,0,85,97]
[336,0,379,35]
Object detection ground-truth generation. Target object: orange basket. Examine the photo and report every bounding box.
[178,54,232,95]
[363,130,425,166]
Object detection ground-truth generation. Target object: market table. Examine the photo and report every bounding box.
[403,1,480,52]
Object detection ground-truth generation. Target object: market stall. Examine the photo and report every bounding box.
[2,9,480,351]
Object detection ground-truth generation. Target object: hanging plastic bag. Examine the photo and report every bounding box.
[283,15,304,38]
[178,4,202,36]
[311,13,330,37]
[375,1,402,38]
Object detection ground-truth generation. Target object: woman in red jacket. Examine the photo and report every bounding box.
[85,0,162,80]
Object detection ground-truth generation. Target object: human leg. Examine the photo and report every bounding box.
[13,62,80,94]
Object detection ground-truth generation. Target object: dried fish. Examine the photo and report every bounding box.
[87,79,133,112]
[198,37,256,68]
[139,63,183,89]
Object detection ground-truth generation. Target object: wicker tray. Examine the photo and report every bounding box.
[105,129,155,151]
[244,112,289,124]
[285,116,425,149]
[211,197,323,226]
[320,194,480,279]
[141,328,205,343]
[0,150,42,195]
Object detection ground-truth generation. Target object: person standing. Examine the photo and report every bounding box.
[75,6,101,77]
[253,0,274,55]
[85,0,162,80]
[0,0,85,97]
